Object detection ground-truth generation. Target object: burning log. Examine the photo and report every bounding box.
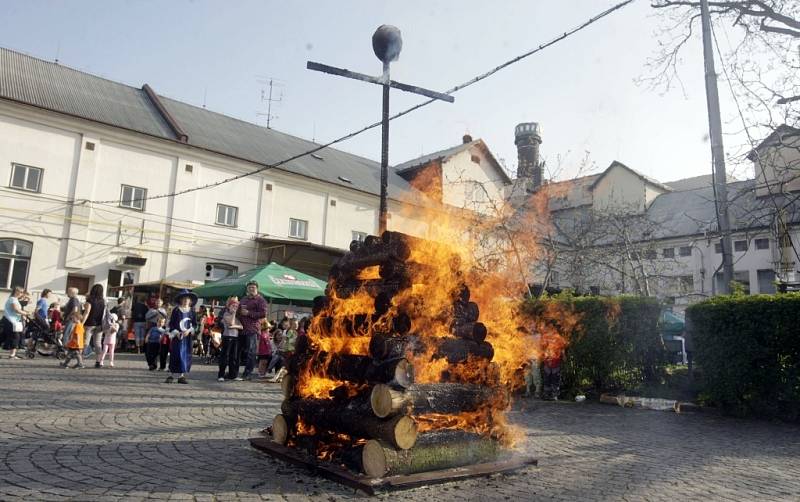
[453,300,480,323]
[450,321,487,343]
[435,337,494,364]
[370,383,497,418]
[312,295,330,316]
[368,333,420,360]
[328,279,409,299]
[336,241,411,274]
[360,430,500,478]
[281,398,418,450]
[317,314,374,336]
[317,353,415,388]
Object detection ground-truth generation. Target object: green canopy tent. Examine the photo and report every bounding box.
[191,262,327,306]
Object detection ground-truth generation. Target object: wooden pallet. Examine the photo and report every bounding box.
[249,437,538,495]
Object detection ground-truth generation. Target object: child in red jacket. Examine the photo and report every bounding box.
[257,319,273,378]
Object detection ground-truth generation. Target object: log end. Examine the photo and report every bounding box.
[271,414,290,445]
[362,439,388,478]
[370,384,394,418]
[394,358,415,388]
[393,415,418,450]
[281,374,296,399]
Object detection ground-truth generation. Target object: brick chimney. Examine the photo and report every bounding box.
[514,122,542,190]
[462,134,473,144]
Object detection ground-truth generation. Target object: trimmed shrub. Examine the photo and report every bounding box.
[686,293,800,420]
[525,294,665,397]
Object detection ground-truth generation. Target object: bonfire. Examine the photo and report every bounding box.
[264,216,567,481]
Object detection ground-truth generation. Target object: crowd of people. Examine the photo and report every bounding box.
[0,280,310,386]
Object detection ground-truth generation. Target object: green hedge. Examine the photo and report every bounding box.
[525,294,665,397]
[686,294,800,420]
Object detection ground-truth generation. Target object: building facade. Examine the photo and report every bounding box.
[0,47,442,298]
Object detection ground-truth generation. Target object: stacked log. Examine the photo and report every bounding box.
[270,230,506,478]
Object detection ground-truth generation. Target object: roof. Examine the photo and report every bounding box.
[589,161,673,192]
[550,179,800,244]
[394,139,513,185]
[0,47,428,205]
[664,173,740,192]
[747,124,800,161]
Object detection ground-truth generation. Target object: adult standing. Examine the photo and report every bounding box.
[166,289,198,384]
[3,286,29,359]
[131,296,148,354]
[145,298,167,327]
[62,288,81,348]
[35,289,52,330]
[238,280,267,380]
[82,284,106,367]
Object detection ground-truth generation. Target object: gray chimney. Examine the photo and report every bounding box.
[514,122,542,189]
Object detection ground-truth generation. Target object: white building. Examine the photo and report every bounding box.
[0,47,445,299]
[402,120,800,305]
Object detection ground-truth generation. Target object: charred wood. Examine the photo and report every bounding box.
[435,337,494,364]
[282,398,418,450]
[450,321,487,343]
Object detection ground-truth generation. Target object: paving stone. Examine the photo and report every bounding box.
[1,353,799,500]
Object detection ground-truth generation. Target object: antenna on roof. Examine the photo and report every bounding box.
[256,76,285,129]
[54,40,61,64]
[202,87,207,109]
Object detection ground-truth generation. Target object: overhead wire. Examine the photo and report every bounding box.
[77,0,637,206]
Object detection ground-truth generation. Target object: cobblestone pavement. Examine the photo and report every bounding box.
[1,353,799,501]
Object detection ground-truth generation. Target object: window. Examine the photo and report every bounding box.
[0,239,31,289]
[757,269,776,294]
[715,271,750,294]
[714,243,722,254]
[215,204,238,227]
[679,246,692,257]
[66,274,91,295]
[679,275,694,293]
[734,240,748,252]
[352,231,367,243]
[644,249,657,260]
[755,238,770,250]
[9,163,43,192]
[470,155,481,164]
[289,218,308,240]
[119,184,146,211]
[662,248,675,258]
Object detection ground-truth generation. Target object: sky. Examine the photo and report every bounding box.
[1,0,755,183]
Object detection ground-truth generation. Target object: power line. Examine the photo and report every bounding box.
[81,0,636,206]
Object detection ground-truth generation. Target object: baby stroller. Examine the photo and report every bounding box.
[203,330,221,364]
[25,318,66,360]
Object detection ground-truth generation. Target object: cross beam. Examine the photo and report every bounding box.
[307,59,453,233]
[307,62,454,103]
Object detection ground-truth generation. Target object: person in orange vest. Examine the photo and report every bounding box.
[60,311,86,369]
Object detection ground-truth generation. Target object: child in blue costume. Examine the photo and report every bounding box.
[165,289,198,384]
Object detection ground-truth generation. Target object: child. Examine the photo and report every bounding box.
[257,319,273,379]
[268,319,297,383]
[60,311,85,369]
[49,301,63,345]
[99,313,119,368]
[145,317,166,371]
[218,297,242,382]
[166,289,197,384]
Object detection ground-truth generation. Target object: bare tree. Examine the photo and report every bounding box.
[647,1,799,161]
